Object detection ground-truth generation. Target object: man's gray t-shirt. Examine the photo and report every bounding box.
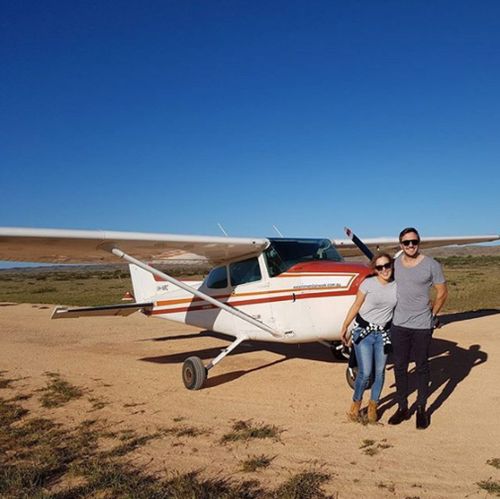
[358,277,397,327]
[393,255,446,329]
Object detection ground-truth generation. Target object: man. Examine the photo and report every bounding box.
[388,227,448,429]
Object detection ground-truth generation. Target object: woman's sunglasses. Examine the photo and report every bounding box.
[375,263,392,271]
[401,239,420,247]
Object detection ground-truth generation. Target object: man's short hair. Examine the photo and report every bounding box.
[399,227,420,242]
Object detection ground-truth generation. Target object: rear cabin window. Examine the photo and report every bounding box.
[229,257,261,286]
[206,266,228,289]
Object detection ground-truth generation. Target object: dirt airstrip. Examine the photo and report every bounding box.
[0,303,499,497]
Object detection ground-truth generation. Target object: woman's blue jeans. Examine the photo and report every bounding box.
[352,327,388,403]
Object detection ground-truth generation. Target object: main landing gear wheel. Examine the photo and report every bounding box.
[346,366,358,390]
[345,366,374,390]
[182,356,207,390]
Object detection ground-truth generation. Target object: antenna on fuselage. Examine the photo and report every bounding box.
[217,223,229,237]
[272,225,284,238]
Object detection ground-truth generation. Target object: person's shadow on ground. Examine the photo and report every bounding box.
[378,338,487,418]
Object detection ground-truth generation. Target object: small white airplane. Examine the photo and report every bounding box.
[0,227,498,390]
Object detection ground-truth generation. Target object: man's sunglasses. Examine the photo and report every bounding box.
[401,239,420,247]
[375,263,392,271]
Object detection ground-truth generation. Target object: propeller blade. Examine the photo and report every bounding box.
[344,227,374,260]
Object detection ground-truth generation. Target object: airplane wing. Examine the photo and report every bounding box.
[0,227,497,263]
[0,227,269,265]
[332,235,500,257]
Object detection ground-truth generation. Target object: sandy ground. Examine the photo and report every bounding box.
[0,303,499,498]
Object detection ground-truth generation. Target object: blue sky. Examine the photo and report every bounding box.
[1,1,499,242]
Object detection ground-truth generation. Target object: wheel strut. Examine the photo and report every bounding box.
[181,336,247,390]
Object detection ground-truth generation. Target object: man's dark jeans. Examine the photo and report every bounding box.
[390,325,433,409]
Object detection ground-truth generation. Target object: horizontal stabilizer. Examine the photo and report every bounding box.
[51,302,154,319]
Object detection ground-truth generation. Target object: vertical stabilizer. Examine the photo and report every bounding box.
[129,264,164,302]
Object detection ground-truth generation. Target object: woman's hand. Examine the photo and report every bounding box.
[341,328,352,347]
[339,290,365,348]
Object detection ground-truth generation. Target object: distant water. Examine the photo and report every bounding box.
[0,261,75,270]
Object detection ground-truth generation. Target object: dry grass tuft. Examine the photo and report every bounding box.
[377,481,396,493]
[487,458,500,469]
[39,372,84,408]
[477,479,500,495]
[8,393,32,402]
[88,396,108,411]
[241,454,274,472]
[221,420,283,444]
[0,398,29,427]
[162,425,209,438]
[271,470,331,499]
[359,439,392,456]
[359,439,375,449]
[102,433,163,458]
[0,378,15,390]
[175,426,208,438]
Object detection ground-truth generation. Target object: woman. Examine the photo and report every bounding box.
[341,253,397,423]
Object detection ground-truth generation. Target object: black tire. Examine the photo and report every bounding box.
[345,366,374,390]
[346,366,357,390]
[182,356,207,390]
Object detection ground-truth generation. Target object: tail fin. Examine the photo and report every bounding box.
[129,264,166,302]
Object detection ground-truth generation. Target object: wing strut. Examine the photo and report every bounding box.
[108,246,284,339]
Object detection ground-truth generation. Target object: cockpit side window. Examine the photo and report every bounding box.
[206,266,228,289]
[264,246,287,278]
[229,257,262,286]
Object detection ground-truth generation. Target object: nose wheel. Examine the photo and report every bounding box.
[181,335,247,390]
[182,356,207,390]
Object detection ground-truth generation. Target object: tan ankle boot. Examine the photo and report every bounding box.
[348,400,362,421]
[367,400,378,423]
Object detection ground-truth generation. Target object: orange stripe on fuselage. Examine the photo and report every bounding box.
[155,275,357,307]
[147,286,357,316]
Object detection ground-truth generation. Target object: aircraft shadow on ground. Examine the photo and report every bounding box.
[379,336,488,418]
[204,358,288,388]
[140,332,339,387]
[140,330,337,366]
[140,309,493,392]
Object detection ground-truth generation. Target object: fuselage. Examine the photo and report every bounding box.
[140,238,372,343]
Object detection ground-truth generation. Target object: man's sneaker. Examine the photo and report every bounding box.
[387,407,409,425]
[416,406,430,429]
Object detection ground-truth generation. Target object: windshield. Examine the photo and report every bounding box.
[264,238,343,277]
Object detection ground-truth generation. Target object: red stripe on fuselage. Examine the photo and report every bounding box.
[146,287,358,316]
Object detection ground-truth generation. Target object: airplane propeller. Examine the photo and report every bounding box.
[344,227,374,260]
